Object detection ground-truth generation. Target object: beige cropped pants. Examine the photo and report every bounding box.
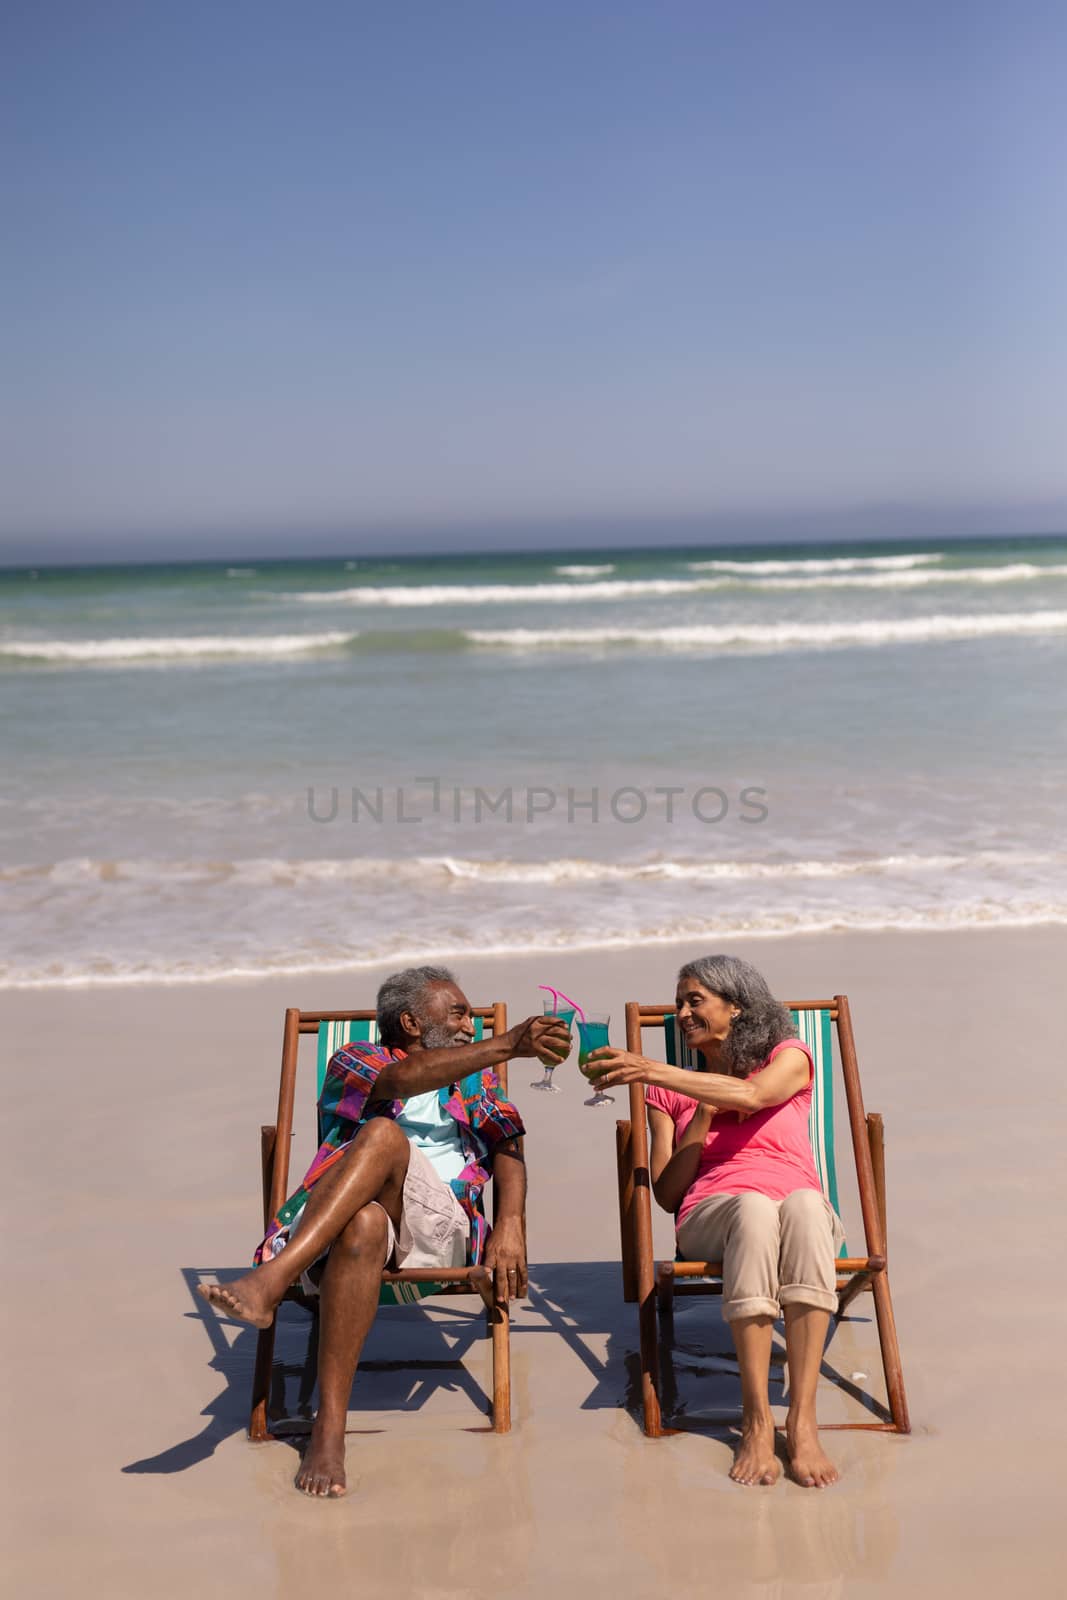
[675,1188,845,1322]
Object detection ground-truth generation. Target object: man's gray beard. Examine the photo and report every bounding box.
[420,1022,473,1050]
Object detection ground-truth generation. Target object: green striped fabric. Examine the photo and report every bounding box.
[788,1008,841,1219]
[314,1016,485,1306]
[662,1008,845,1252]
[317,1016,379,1097]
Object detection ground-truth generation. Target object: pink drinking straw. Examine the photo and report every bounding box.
[538,984,586,1023]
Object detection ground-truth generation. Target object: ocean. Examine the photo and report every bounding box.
[2,533,1066,988]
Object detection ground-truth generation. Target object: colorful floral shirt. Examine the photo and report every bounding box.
[255,1041,525,1267]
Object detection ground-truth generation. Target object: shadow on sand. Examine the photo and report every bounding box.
[123,1260,884,1474]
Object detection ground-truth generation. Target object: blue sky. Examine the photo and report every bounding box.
[3,1,1066,560]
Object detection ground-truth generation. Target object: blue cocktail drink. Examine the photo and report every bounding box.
[577,1013,614,1107]
[531,997,574,1093]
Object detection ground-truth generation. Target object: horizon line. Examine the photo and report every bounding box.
[3,524,1067,575]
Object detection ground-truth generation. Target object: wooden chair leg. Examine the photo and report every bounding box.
[837,1104,883,1329]
[862,1108,909,1428]
[249,1121,281,1439]
[260,1124,278,1231]
[871,1270,910,1433]
[638,1288,662,1437]
[867,1112,887,1245]
[249,1315,278,1441]
[622,1056,663,1438]
[490,1298,511,1433]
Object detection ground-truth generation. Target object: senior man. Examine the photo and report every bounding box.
[199,965,568,1497]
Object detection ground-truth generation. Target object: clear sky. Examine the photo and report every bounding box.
[3,0,1066,561]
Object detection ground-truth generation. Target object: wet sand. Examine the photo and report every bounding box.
[3,926,1064,1597]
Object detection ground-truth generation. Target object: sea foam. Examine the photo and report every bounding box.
[465,610,1067,653]
[7,847,1057,888]
[0,631,355,663]
[686,553,943,574]
[4,894,1065,989]
[285,561,1067,607]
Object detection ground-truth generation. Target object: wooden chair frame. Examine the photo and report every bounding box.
[249,1003,515,1440]
[615,995,910,1438]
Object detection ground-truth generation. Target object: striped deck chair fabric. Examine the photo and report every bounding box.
[663,1007,845,1252]
[315,1015,486,1306]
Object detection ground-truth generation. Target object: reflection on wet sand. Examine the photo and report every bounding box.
[617,1418,899,1595]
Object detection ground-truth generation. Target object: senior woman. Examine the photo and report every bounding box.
[589,953,844,1489]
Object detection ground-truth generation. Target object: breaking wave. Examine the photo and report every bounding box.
[3,895,1064,989]
[5,847,1056,889]
[0,631,356,663]
[290,578,713,605]
[285,562,1067,607]
[464,610,1067,653]
[686,553,944,574]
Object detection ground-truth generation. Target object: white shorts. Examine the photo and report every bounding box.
[287,1140,470,1295]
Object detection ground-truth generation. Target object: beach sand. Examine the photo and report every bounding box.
[4,926,1064,1598]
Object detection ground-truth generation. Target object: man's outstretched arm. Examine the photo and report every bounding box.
[373,1016,569,1101]
[484,1137,527,1302]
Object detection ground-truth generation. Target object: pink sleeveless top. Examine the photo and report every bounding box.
[646,1038,820,1227]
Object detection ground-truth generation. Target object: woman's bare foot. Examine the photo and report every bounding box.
[197,1272,276,1330]
[786,1412,839,1488]
[729,1415,781,1486]
[295,1425,347,1497]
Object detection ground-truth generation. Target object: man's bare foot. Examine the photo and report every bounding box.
[295,1428,347,1498]
[196,1273,275,1330]
[786,1412,839,1488]
[729,1416,781,1487]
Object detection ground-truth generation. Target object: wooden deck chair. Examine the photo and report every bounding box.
[249,1003,515,1441]
[614,994,909,1439]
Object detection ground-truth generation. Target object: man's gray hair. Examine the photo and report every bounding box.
[376,964,457,1048]
[677,953,794,1078]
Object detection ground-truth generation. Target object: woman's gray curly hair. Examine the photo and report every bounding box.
[677,953,794,1078]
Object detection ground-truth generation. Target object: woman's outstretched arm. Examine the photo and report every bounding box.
[592,1046,811,1113]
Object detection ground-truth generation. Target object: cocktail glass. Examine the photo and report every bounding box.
[530,997,574,1093]
[578,1013,615,1107]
